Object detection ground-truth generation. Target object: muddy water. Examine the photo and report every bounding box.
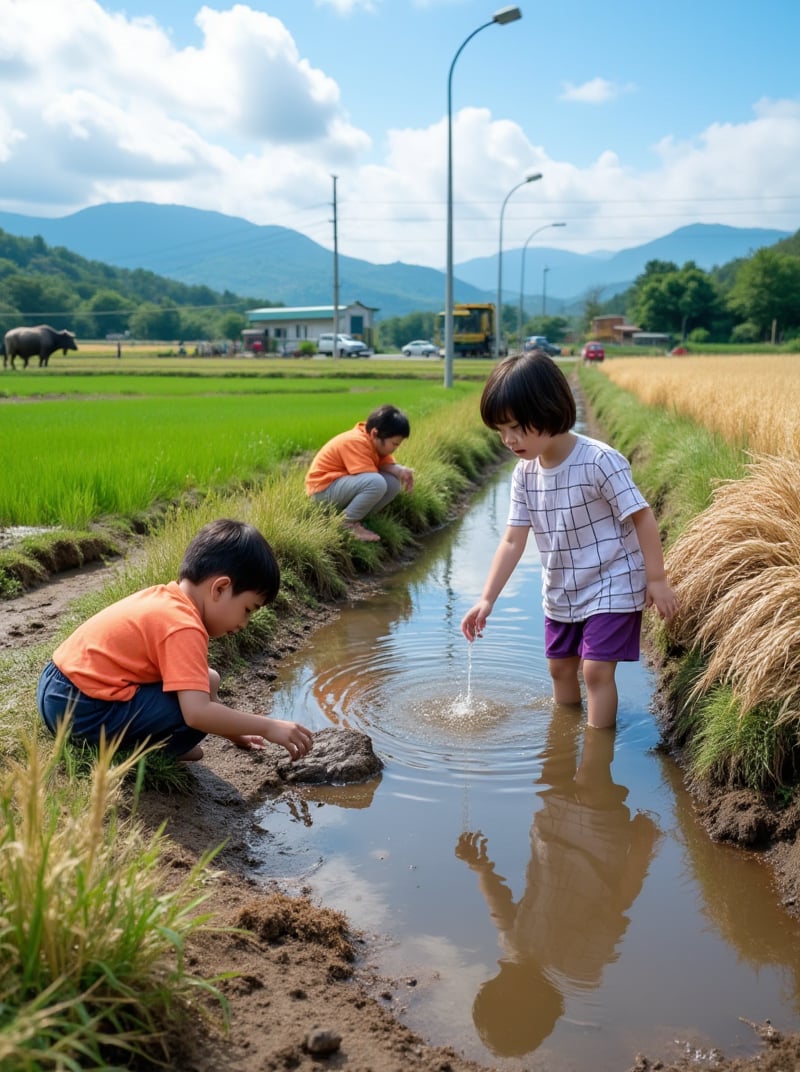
[256,468,800,1071]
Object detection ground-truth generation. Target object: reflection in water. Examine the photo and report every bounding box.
[659,756,800,1006]
[457,712,660,1056]
[258,462,800,1069]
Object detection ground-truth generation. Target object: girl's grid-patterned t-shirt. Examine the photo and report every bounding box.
[507,434,648,622]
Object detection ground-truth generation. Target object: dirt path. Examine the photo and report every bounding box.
[3,554,799,1071]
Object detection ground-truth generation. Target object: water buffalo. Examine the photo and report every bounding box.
[3,325,78,369]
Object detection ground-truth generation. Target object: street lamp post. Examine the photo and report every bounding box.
[444,6,522,388]
[517,222,565,345]
[542,265,550,316]
[495,172,542,361]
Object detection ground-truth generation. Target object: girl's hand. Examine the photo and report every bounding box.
[646,579,678,621]
[461,601,491,641]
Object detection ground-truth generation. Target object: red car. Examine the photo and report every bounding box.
[581,341,605,362]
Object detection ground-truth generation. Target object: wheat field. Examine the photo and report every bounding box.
[600,353,800,458]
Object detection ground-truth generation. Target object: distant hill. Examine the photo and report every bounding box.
[0,204,790,318]
[456,223,792,306]
[0,203,489,319]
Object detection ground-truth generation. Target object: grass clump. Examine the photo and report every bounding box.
[666,454,800,691]
[685,686,796,791]
[661,454,800,790]
[0,727,226,1069]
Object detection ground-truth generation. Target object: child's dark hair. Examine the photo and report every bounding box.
[365,404,410,439]
[479,352,576,434]
[179,519,280,602]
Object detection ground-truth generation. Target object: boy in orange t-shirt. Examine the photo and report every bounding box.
[37,518,314,762]
[305,404,414,542]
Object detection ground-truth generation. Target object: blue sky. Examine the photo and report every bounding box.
[1,0,798,268]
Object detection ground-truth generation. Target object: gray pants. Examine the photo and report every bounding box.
[311,471,401,521]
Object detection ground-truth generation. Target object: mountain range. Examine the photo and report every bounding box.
[0,202,789,320]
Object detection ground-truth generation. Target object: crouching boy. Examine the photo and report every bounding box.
[37,518,314,762]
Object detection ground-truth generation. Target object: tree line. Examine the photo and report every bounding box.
[0,229,276,342]
[588,240,800,346]
[1,223,798,350]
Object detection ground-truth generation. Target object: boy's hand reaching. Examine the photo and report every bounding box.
[265,718,315,760]
[231,734,270,751]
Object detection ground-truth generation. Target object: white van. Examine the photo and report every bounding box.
[317,333,369,356]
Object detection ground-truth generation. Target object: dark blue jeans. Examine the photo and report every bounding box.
[37,661,206,757]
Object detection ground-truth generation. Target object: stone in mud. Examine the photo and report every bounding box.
[304,1027,342,1055]
[278,726,383,784]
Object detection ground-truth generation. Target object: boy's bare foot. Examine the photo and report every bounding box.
[343,520,381,542]
[178,744,204,761]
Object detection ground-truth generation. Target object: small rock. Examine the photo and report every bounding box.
[278,727,383,784]
[304,1028,342,1055]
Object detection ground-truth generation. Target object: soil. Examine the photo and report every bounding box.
[4,550,800,1071]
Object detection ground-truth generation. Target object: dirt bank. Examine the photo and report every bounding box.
[4,544,800,1072]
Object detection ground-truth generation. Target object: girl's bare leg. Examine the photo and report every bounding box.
[548,655,582,706]
[581,659,618,729]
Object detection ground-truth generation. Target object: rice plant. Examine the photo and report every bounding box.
[598,353,800,460]
[659,454,800,788]
[0,727,227,1069]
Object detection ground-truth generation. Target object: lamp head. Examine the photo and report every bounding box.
[525,172,543,183]
[493,6,522,24]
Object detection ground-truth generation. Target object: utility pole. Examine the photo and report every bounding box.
[332,174,340,359]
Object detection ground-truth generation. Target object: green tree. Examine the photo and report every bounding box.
[81,289,135,336]
[129,302,181,341]
[524,315,570,342]
[216,311,247,341]
[631,262,720,339]
[374,312,437,350]
[3,274,77,329]
[727,249,800,340]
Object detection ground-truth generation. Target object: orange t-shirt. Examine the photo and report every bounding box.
[52,581,211,701]
[304,422,396,495]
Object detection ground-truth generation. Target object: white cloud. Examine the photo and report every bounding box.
[0,0,369,213]
[314,0,380,13]
[0,2,797,267]
[560,78,636,104]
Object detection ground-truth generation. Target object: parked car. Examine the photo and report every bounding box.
[581,341,605,362]
[524,335,561,356]
[401,339,438,357]
[317,333,369,357]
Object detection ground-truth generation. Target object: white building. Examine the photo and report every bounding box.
[244,301,378,353]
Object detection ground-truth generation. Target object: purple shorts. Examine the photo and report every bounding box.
[544,611,642,663]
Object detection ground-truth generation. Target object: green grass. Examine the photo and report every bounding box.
[0,380,480,528]
[687,686,796,791]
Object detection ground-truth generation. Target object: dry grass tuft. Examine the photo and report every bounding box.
[665,454,800,720]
